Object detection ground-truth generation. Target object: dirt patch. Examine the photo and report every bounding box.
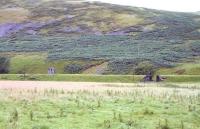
[0,81,199,96]
[82,62,108,74]
[0,81,133,91]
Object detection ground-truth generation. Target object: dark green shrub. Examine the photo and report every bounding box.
[64,64,83,74]
[0,57,9,73]
[106,59,137,74]
[143,108,154,115]
[9,108,18,123]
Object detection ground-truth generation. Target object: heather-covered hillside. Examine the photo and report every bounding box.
[0,0,199,39]
[0,0,200,74]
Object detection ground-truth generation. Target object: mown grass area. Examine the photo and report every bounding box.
[0,74,142,83]
[0,87,199,129]
[1,74,200,83]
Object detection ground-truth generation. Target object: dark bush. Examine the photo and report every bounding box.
[106,59,137,74]
[64,64,83,74]
[134,61,155,75]
[0,57,9,74]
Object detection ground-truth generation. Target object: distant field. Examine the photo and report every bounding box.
[1,35,200,74]
[2,74,200,83]
[0,53,104,74]
[1,52,200,75]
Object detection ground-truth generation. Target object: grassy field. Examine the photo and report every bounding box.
[157,60,200,75]
[2,74,200,83]
[0,85,199,129]
[0,74,141,83]
[5,54,104,74]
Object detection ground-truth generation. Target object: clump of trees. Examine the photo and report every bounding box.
[0,56,9,74]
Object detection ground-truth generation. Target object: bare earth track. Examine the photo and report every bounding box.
[0,81,200,96]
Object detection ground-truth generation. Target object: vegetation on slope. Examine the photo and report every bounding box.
[1,36,200,74]
[0,0,200,74]
[0,0,199,38]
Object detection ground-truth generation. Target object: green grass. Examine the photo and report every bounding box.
[0,87,199,129]
[9,54,70,74]
[0,74,142,83]
[157,60,200,75]
[7,54,103,74]
[10,54,47,74]
[164,75,200,83]
[7,53,200,75]
[2,74,200,83]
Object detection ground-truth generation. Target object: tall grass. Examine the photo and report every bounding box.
[0,85,199,129]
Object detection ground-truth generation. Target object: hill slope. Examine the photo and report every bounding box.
[0,0,200,74]
[0,0,199,39]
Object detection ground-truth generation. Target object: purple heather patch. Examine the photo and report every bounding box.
[23,22,45,29]
[0,22,46,37]
[0,23,25,37]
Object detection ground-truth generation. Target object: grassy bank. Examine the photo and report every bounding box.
[0,74,142,83]
[1,74,200,83]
